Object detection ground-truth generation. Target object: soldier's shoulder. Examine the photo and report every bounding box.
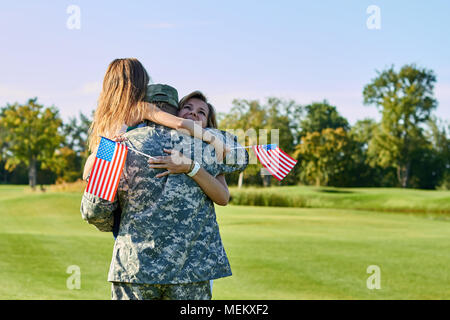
[206,128,240,146]
[124,126,152,138]
[124,126,167,143]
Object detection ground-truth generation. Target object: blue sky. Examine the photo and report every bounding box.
[1,0,449,125]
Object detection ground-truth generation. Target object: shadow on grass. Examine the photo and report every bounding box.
[317,189,355,194]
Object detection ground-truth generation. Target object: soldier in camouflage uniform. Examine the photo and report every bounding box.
[80,84,248,300]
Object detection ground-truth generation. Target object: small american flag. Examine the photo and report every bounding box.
[86,137,128,201]
[252,144,297,181]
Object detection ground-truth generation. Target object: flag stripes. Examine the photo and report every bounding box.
[252,145,297,181]
[86,137,128,201]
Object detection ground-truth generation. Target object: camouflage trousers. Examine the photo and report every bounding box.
[111,281,212,300]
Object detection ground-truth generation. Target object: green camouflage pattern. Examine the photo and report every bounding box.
[111,281,211,300]
[145,84,179,109]
[80,122,248,284]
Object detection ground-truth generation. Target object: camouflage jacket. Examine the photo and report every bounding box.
[80,122,248,284]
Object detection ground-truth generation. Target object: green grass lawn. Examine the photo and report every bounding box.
[0,185,449,299]
[229,185,450,215]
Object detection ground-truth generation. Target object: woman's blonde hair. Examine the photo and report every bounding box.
[88,58,149,152]
[178,91,217,128]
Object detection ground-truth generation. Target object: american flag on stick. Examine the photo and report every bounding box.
[86,137,128,202]
[251,144,297,181]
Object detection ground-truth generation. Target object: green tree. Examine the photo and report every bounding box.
[363,64,437,187]
[351,119,377,150]
[348,118,397,187]
[418,116,450,189]
[219,99,269,187]
[298,100,350,141]
[294,127,354,186]
[0,117,10,183]
[62,112,91,157]
[0,98,64,189]
[55,112,92,182]
[291,100,353,186]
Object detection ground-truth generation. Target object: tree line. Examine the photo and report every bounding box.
[1,64,449,189]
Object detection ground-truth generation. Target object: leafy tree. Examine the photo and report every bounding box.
[363,64,437,187]
[294,127,354,186]
[219,99,270,187]
[351,118,377,150]
[298,100,350,141]
[291,100,352,186]
[62,112,91,157]
[0,118,10,183]
[55,112,92,182]
[349,118,397,187]
[408,140,444,189]
[0,98,63,189]
[264,98,299,185]
[420,116,450,189]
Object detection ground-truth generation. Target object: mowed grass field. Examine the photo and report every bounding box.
[0,185,449,299]
[229,185,450,214]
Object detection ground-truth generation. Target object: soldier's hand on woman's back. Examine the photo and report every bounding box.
[148,149,193,178]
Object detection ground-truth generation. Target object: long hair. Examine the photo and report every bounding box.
[88,58,149,152]
[178,90,217,128]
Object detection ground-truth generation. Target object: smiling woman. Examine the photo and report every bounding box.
[178,91,218,129]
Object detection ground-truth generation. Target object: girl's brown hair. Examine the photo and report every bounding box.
[88,58,149,152]
[178,91,217,128]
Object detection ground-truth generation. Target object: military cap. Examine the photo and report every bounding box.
[146,84,179,109]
